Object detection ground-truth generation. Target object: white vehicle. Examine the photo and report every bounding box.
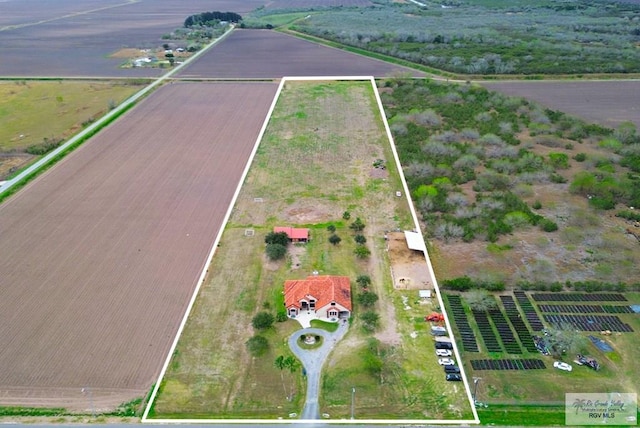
[438,358,455,366]
[436,349,453,357]
[553,361,573,372]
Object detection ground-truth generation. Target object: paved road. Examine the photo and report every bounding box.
[288,321,349,420]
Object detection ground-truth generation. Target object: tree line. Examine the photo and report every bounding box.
[184,11,242,27]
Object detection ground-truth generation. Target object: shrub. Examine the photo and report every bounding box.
[349,217,366,232]
[252,312,275,330]
[354,245,371,259]
[589,196,615,210]
[354,234,367,244]
[276,311,288,322]
[327,224,336,233]
[265,243,287,260]
[245,335,269,357]
[357,291,379,307]
[539,218,559,232]
[360,311,380,332]
[548,152,569,169]
[328,234,342,245]
[532,200,542,209]
[356,275,371,288]
[342,211,351,220]
[265,231,289,246]
[573,153,587,162]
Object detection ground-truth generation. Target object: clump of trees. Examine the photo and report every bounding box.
[184,11,242,27]
[26,137,63,155]
[441,276,505,292]
[265,231,289,260]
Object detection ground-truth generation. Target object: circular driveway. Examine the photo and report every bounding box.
[288,321,349,420]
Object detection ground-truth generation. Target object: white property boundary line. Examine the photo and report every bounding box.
[142,76,479,425]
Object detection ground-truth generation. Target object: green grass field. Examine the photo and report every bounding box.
[0,80,142,178]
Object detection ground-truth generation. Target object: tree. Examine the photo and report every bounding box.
[545,323,586,358]
[265,231,289,246]
[274,355,289,399]
[361,311,380,332]
[354,234,367,244]
[356,275,371,288]
[354,245,371,258]
[252,312,275,330]
[284,356,299,399]
[246,335,269,356]
[358,291,379,307]
[328,234,342,245]
[464,289,498,312]
[266,243,287,260]
[350,217,366,232]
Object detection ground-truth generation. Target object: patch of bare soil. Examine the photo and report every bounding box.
[387,232,432,290]
[0,153,33,180]
[284,202,332,223]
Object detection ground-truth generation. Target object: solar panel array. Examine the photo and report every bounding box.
[513,291,544,331]
[471,359,546,370]
[532,293,627,302]
[472,310,503,353]
[500,295,538,352]
[538,304,634,314]
[544,314,633,332]
[487,307,522,354]
[444,295,479,352]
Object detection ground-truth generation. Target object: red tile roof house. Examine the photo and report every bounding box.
[273,226,309,243]
[284,275,352,321]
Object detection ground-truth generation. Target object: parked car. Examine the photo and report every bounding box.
[438,358,455,366]
[553,361,573,372]
[446,373,462,381]
[444,365,461,373]
[436,349,452,357]
[435,342,453,350]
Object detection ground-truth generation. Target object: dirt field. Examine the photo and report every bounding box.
[0,81,277,411]
[482,80,640,129]
[386,231,432,290]
[0,0,267,77]
[177,29,427,79]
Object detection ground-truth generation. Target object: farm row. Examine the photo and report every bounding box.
[0,81,277,410]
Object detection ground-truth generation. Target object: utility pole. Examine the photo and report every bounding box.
[351,387,356,420]
[472,378,481,405]
[82,387,95,417]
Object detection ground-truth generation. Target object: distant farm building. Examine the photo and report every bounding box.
[274,226,309,243]
[284,275,351,320]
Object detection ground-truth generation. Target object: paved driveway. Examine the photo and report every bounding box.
[288,321,349,420]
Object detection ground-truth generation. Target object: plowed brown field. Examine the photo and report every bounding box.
[0,0,267,77]
[482,80,640,129]
[177,29,427,79]
[0,81,277,411]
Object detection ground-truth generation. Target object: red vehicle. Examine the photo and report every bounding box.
[426,313,445,322]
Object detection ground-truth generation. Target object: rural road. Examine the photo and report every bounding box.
[288,322,349,420]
